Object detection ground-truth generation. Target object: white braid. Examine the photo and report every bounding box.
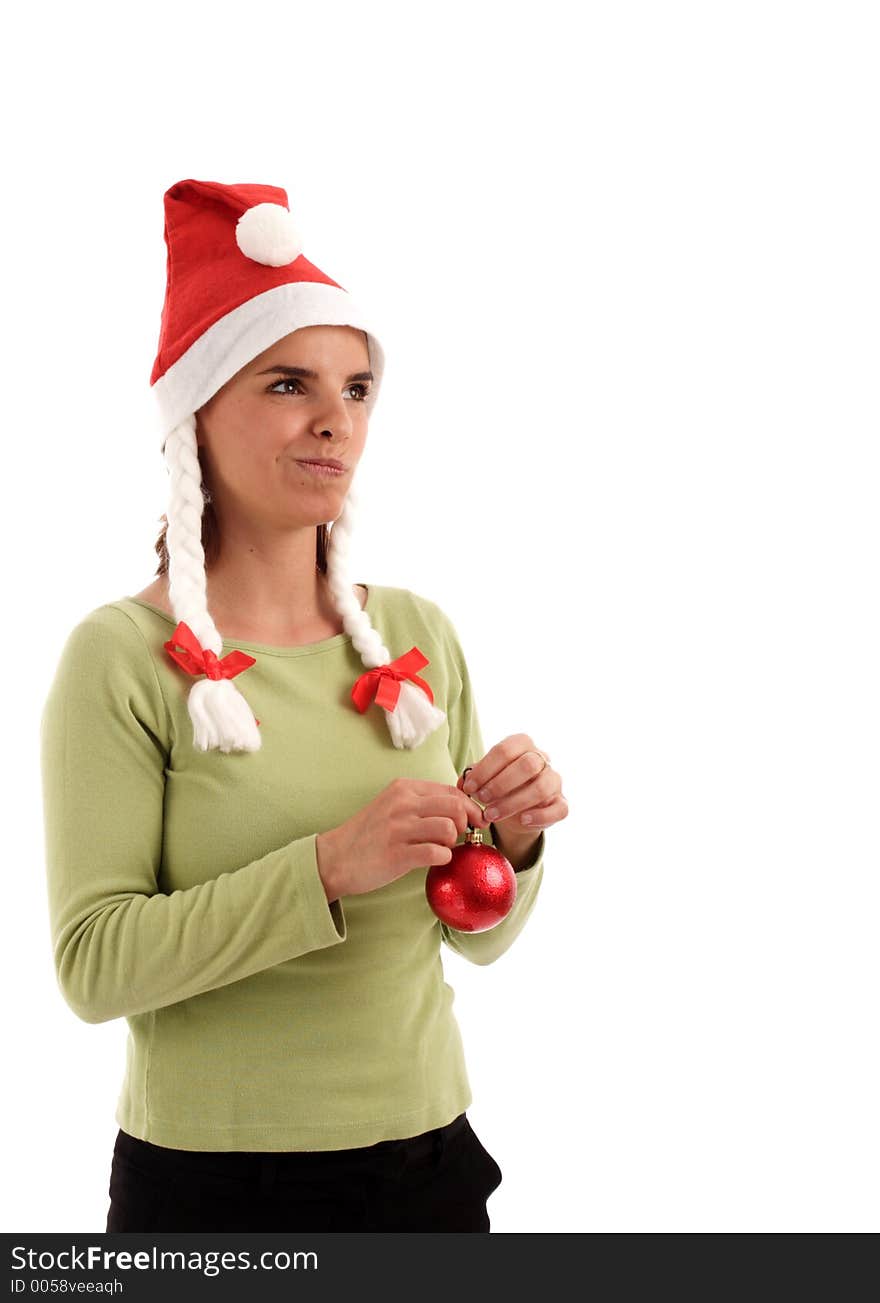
[162,413,446,754]
[163,414,262,754]
[326,479,447,749]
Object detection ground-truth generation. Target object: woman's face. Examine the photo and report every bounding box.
[195,324,373,536]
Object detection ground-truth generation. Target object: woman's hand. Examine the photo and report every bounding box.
[315,779,488,902]
[458,733,567,838]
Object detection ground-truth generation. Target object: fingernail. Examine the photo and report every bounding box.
[484,806,499,820]
[463,778,477,792]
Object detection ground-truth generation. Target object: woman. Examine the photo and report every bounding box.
[39,178,567,1233]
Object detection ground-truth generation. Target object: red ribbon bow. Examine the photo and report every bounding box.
[164,621,261,726]
[351,646,435,714]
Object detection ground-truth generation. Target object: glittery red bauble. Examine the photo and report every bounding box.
[425,831,517,932]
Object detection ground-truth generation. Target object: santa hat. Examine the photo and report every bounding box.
[150,178,446,755]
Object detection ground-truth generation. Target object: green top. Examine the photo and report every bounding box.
[39,584,545,1152]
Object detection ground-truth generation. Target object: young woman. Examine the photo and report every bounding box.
[39,177,566,1232]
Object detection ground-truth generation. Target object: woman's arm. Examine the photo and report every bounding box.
[491,821,543,872]
[40,606,347,1024]
[436,605,547,966]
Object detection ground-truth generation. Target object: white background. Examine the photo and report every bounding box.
[4,0,877,1234]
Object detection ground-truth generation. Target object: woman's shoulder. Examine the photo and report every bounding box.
[370,581,433,613]
[375,585,461,655]
[48,599,161,684]
[41,596,170,739]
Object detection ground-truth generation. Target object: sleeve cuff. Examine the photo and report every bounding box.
[289,833,348,949]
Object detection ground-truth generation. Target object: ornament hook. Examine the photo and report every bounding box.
[460,766,485,843]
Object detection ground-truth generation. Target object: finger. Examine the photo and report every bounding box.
[412,815,463,846]
[472,750,554,808]
[465,797,491,828]
[514,794,568,829]
[460,738,527,793]
[480,769,561,823]
[410,780,478,798]
[416,779,487,823]
[411,842,455,866]
[425,789,489,828]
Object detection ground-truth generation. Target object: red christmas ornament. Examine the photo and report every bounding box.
[425,769,518,932]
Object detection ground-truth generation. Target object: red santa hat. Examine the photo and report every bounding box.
[150,178,446,755]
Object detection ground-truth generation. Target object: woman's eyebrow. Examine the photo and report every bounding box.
[256,365,373,382]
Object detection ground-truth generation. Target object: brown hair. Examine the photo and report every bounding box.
[152,450,329,577]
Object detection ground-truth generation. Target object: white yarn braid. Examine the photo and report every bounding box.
[325,480,447,749]
[163,414,262,754]
[162,414,446,753]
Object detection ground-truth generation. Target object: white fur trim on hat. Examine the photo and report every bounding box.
[152,280,386,448]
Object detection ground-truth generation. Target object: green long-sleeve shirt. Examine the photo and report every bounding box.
[39,583,545,1151]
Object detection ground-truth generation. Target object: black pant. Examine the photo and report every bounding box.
[105,1112,503,1232]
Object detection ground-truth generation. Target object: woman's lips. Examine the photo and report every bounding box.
[293,459,347,476]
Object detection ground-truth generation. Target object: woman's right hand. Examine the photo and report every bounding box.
[315,778,488,902]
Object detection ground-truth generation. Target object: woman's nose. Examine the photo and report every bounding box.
[311,396,353,437]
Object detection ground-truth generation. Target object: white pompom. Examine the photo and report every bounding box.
[384,680,447,750]
[235,202,304,267]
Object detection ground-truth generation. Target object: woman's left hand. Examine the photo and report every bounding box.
[457,734,568,833]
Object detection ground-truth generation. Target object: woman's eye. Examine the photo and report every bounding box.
[268,378,371,402]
